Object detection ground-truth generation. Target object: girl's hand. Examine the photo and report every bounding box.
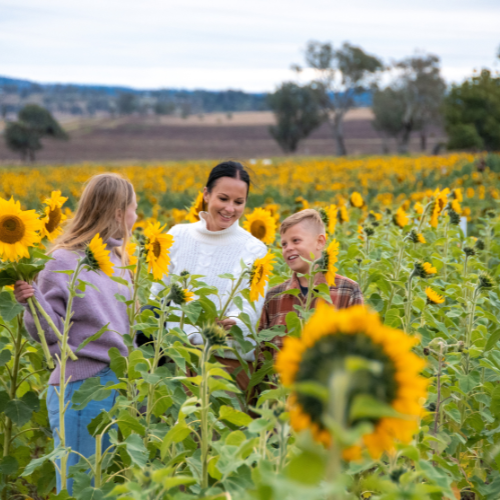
[14,281,35,304]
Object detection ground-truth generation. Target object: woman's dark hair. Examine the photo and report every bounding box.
[206,161,251,195]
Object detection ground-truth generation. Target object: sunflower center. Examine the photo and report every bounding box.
[0,215,26,244]
[152,240,162,258]
[45,207,62,233]
[295,333,397,429]
[251,220,267,240]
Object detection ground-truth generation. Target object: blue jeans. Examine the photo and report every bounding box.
[46,366,119,494]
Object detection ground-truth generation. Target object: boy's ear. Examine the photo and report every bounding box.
[318,233,327,248]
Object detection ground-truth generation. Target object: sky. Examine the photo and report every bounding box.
[1,0,499,92]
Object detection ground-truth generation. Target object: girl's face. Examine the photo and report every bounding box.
[124,192,138,235]
[203,177,247,231]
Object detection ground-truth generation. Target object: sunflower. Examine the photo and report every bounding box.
[326,205,338,235]
[350,192,364,208]
[414,261,437,278]
[127,241,138,267]
[430,189,450,228]
[264,203,280,221]
[408,230,426,244]
[249,251,275,302]
[450,199,462,215]
[414,202,424,215]
[393,207,409,229]
[243,208,276,245]
[453,188,463,203]
[185,192,204,223]
[84,233,114,277]
[40,190,67,242]
[322,239,339,286]
[338,205,349,224]
[168,282,194,304]
[425,287,445,305]
[144,221,174,280]
[295,196,309,212]
[0,197,42,262]
[275,303,427,458]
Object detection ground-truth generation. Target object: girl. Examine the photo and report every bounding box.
[14,173,137,494]
[150,161,268,391]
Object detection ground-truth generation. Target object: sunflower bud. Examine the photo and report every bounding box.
[486,210,495,219]
[426,402,436,412]
[448,209,461,225]
[463,246,476,257]
[475,239,485,251]
[168,283,194,305]
[272,400,286,418]
[364,226,375,237]
[389,467,406,484]
[201,323,227,348]
[318,207,329,228]
[478,273,494,290]
[457,341,464,352]
[423,347,430,356]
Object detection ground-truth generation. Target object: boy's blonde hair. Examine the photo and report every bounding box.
[280,209,326,235]
[51,173,134,265]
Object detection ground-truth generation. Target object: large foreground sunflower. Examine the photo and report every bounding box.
[243,208,276,245]
[144,221,174,280]
[84,233,114,277]
[0,197,42,262]
[186,192,204,223]
[249,251,275,302]
[40,190,68,242]
[275,304,427,459]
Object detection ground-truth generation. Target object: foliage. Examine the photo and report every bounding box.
[372,54,446,154]
[2,154,500,498]
[300,41,383,156]
[268,82,324,153]
[444,69,500,151]
[4,104,67,162]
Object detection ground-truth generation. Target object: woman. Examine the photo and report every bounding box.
[150,161,267,390]
[14,173,138,494]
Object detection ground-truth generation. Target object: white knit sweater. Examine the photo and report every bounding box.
[150,213,268,361]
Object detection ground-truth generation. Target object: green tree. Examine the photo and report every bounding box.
[371,54,445,153]
[300,41,383,156]
[268,82,324,153]
[444,69,500,151]
[4,104,67,162]
[117,92,137,115]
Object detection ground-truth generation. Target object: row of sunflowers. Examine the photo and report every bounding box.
[0,154,500,499]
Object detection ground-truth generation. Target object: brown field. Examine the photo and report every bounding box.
[0,109,445,164]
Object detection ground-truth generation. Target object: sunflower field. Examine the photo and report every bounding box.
[1,153,500,500]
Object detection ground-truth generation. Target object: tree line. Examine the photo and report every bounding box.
[268,40,500,155]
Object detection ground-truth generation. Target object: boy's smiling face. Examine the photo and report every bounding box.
[281,222,326,275]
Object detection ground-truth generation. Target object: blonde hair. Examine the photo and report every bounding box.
[51,173,134,266]
[280,209,326,236]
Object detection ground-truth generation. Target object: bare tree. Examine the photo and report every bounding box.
[299,41,383,156]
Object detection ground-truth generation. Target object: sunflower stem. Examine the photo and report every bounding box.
[200,343,211,490]
[404,273,415,332]
[442,219,449,281]
[433,341,445,436]
[219,271,247,319]
[58,259,84,491]
[416,200,432,233]
[325,369,349,500]
[32,297,78,361]
[128,254,143,346]
[27,298,54,369]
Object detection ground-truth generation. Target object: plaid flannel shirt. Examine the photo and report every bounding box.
[259,272,364,359]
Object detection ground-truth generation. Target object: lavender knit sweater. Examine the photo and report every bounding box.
[24,238,131,385]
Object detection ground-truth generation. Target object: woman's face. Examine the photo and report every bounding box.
[124,191,138,234]
[203,177,247,231]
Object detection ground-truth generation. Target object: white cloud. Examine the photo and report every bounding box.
[0,0,498,90]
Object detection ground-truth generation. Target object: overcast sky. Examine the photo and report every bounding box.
[1,0,499,92]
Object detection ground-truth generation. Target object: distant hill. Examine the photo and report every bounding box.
[0,75,372,118]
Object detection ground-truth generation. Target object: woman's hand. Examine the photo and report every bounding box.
[14,280,34,304]
[217,318,236,331]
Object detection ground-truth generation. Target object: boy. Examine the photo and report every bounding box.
[259,209,363,359]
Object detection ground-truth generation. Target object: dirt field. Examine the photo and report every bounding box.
[0,109,445,164]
